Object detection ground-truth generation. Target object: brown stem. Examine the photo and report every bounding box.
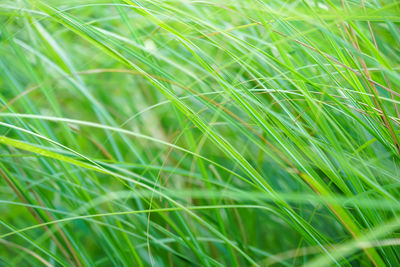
[0,168,76,266]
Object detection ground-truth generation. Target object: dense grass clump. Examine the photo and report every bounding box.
[1,0,400,266]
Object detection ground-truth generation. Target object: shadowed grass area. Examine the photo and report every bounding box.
[0,0,400,266]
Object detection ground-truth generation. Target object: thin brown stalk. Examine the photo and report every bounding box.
[338,0,400,154]
[0,239,54,267]
[361,0,399,118]
[11,151,82,267]
[0,168,76,266]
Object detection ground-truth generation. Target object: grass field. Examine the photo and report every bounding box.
[1,0,400,266]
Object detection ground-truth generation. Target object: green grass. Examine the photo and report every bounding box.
[1,0,400,266]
